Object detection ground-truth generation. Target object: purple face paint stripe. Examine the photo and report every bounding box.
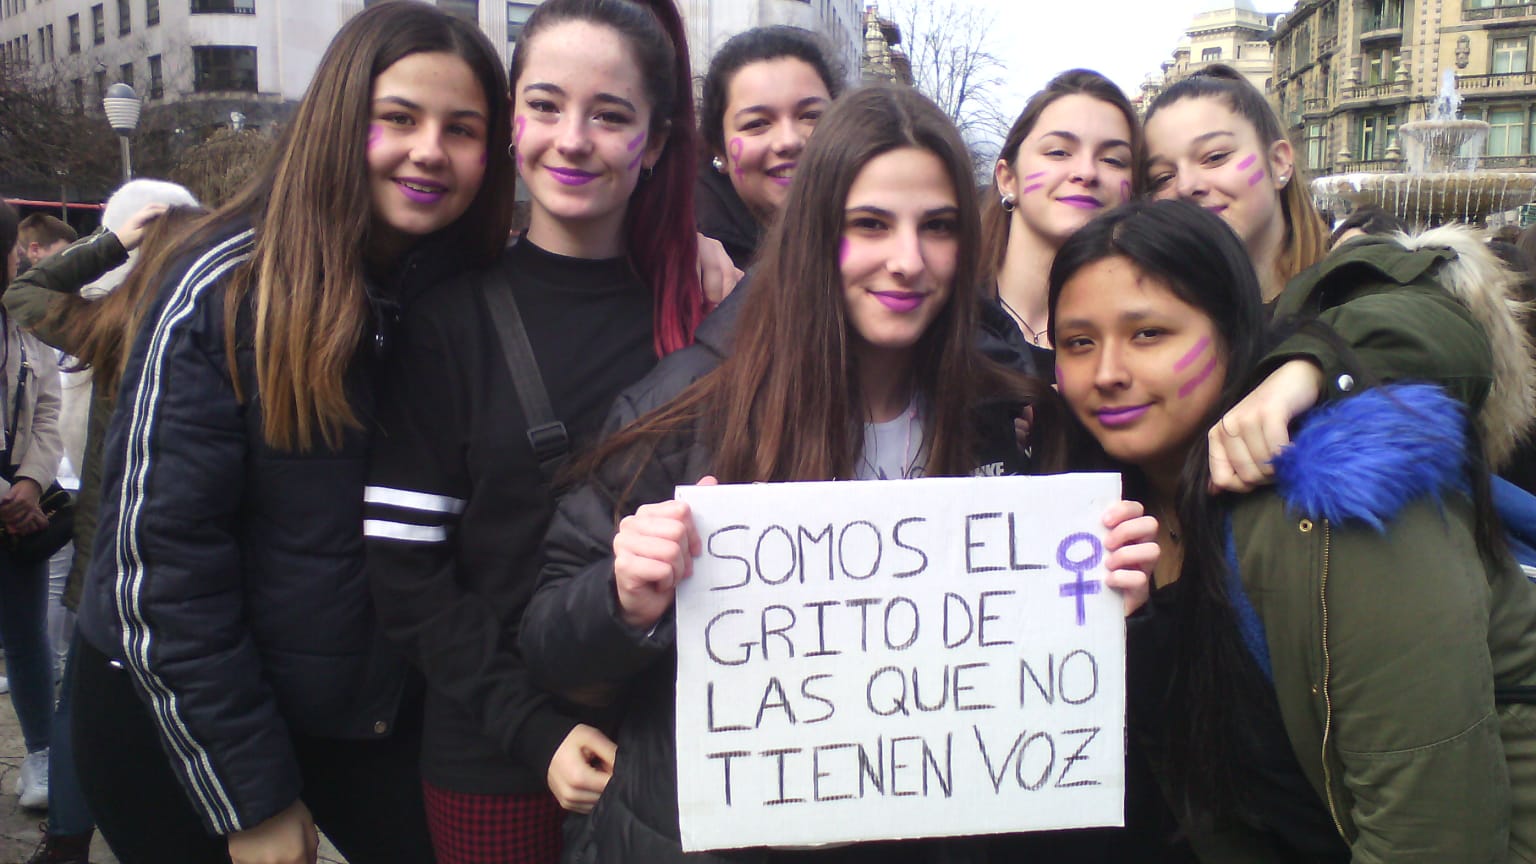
[1248,169,1267,187]
[1173,336,1210,372]
[728,137,745,179]
[1024,171,1048,180]
[628,151,645,171]
[838,238,849,265]
[1178,355,1219,399]
[1021,183,1045,195]
[514,116,526,144]
[1235,154,1257,171]
[367,124,383,148]
[627,133,646,152]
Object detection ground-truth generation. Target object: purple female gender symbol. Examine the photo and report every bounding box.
[1056,532,1104,626]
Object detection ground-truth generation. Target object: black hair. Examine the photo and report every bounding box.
[1049,198,1273,816]
[698,25,844,157]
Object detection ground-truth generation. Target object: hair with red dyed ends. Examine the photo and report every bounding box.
[511,0,702,356]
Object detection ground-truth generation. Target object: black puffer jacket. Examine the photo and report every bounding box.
[76,218,461,835]
[520,311,1030,864]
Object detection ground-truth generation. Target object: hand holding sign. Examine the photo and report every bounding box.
[1100,500,1156,615]
[613,476,719,629]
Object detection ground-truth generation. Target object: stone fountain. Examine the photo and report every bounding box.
[1310,71,1536,226]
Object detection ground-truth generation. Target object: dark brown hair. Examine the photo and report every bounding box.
[698,25,844,158]
[511,0,702,355]
[592,84,1062,492]
[155,0,515,451]
[1145,64,1329,288]
[980,69,1141,290]
[18,214,78,251]
[41,206,205,400]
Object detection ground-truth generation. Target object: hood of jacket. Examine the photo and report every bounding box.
[1273,383,1467,530]
[1388,226,1534,469]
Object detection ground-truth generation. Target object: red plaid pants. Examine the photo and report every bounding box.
[421,780,564,864]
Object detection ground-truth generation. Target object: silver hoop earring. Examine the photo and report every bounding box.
[640,166,655,182]
[507,143,516,159]
[711,156,726,173]
[1001,193,1016,212]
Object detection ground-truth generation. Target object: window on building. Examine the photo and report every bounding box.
[190,0,255,13]
[148,53,162,97]
[146,0,157,25]
[1495,37,1530,75]
[71,78,83,111]
[67,14,79,52]
[1361,113,1398,159]
[507,1,535,45]
[94,67,106,102]
[437,0,475,22]
[117,0,129,33]
[35,27,44,60]
[193,45,257,92]
[120,61,132,87]
[1488,106,1527,155]
[1201,47,1221,62]
[1366,47,1396,85]
[91,4,104,43]
[45,23,53,60]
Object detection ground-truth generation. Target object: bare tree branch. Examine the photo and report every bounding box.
[883,0,1011,173]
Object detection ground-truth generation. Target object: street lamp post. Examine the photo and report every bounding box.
[102,82,142,182]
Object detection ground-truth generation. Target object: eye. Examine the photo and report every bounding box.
[1102,156,1129,169]
[1045,148,1070,158]
[923,217,958,236]
[1148,172,1173,190]
[1059,335,1095,352]
[379,111,413,126]
[526,98,558,115]
[1133,327,1166,342]
[846,216,887,233]
[448,122,482,139]
[1201,150,1232,167]
[595,110,632,126]
[739,117,770,132]
[800,110,823,124]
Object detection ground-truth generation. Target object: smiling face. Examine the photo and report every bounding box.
[366,51,489,264]
[996,94,1134,249]
[1144,97,1291,258]
[1053,256,1226,481]
[718,56,832,221]
[513,20,665,257]
[840,147,959,362]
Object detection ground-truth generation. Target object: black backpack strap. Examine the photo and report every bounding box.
[480,256,570,484]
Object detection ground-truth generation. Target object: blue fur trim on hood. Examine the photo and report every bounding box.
[1224,518,1273,680]
[1272,384,1466,530]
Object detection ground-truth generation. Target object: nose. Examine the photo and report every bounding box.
[1069,151,1099,185]
[885,224,926,282]
[1093,342,1131,391]
[770,118,806,157]
[556,114,594,157]
[1174,166,1206,200]
[409,124,448,167]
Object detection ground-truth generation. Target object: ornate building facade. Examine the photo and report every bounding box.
[1274,0,1536,178]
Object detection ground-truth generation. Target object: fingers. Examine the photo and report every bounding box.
[612,500,698,629]
[548,726,617,814]
[1207,423,1255,494]
[1098,499,1145,533]
[1106,566,1151,616]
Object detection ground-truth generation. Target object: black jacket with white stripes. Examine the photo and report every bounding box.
[75,217,459,835]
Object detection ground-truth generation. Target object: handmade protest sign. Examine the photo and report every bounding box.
[673,474,1125,852]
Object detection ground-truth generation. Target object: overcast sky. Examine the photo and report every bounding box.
[975,0,1296,110]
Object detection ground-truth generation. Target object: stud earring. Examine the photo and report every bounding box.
[712,156,726,173]
[1001,193,1017,212]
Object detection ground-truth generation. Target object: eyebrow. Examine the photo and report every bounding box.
[1056,309,1156,331]
[1038,130,1132,150]
[844,204,960,219]
[522,82,637,114]
[374,95,486,120]
[733,95,830,121]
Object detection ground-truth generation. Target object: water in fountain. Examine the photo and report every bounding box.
[1311,69,1536,226]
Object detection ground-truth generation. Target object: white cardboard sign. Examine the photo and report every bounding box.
[673,474,1126,851]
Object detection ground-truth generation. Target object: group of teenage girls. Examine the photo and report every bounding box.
[21,0,1532,862]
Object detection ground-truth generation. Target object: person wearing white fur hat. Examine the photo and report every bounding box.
[5,177,200,864]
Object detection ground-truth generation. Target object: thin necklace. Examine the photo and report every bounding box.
[998,295,1046,346]
[861,399,924,480]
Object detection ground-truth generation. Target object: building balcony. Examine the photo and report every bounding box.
[1340,80,1411,103]
[1456,71,1536,94]
[1342,157,1406,173]
[1358,14,1404,41]
[1476,154,1536,169]
[1463,3,1536,22]
[1303,97,1331,116]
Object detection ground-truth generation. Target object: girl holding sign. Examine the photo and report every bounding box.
[521,84,1158,863]
[1048,198,1536,862]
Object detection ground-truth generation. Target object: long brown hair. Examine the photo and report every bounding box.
[980,69,1141,291]
[40,206,204,401]
[1146,64,1329,289]
[592,84,1062,492]
[154,1,515,451]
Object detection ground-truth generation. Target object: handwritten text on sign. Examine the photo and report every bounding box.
[673,474,1126,851]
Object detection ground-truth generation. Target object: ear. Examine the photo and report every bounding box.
[25,242,44,262]
[994,158,1018,199]
[1267,138,1295,189]
[642,120,672,171]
